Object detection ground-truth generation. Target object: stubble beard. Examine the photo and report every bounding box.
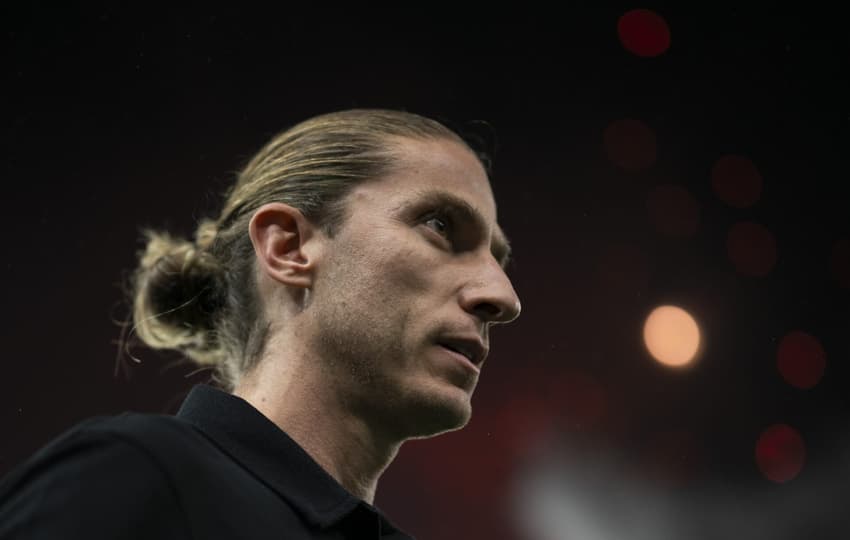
[311,270,472,442]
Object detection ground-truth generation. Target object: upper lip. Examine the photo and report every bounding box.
[437,336,488,367]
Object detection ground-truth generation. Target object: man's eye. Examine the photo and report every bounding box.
[423,211,453,237]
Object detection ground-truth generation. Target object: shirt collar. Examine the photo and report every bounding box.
[175,383,409,536]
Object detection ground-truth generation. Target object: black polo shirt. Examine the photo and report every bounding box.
[0,384,415,539]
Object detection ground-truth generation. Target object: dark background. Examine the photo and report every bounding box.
[3,4,849,539]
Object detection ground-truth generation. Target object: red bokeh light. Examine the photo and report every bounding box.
[603,118,657,171]
[617,9,671,57]
[727,221,777,276]
[646,184,700,237]
[777,330,826,389]
[711,154,763,208]
[830,238,850,289]
[755,424,806,483]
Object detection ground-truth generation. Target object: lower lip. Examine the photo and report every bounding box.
[438,345,481,374]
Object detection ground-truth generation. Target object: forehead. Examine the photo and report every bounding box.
[383,137,496,216]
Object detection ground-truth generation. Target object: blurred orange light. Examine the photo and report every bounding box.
[643,305,701,367]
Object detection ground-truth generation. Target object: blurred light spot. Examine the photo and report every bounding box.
[603,118,657,171]
[711,155,763,208]
[597,243,651,299]
[646,184,700,237]
[643,305,701,367]
[727,221,777,277]
[514,440,682,540]
[755,424,806,483]
[830,238,850,289]
[546,370,607,429]
[777,330,826,389]
[617,9,672,57]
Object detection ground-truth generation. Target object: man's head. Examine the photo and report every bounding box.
[246,134,520,438]
[128,110,520,437]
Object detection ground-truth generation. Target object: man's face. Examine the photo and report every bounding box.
[308,136,521,441]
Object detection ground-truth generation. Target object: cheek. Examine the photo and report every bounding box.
[380,245,437,298]
[334,229,443,306]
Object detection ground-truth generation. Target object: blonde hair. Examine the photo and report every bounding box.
[120,109,480,392]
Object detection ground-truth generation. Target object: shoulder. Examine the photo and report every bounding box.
[73,411,207,459]
[0,413,195,539]
[10,412,208,483]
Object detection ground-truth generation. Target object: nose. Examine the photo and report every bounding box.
[459,258,522,325]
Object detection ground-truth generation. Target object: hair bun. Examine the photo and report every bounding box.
[130,228,226,364]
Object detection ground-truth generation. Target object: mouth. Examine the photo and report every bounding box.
[436,336,487,367]
[437,343,482,374]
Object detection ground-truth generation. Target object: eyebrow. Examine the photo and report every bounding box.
[394,188,513,270]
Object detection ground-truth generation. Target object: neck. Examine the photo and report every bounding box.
[232,352,402,505]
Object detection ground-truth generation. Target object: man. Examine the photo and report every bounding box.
[0,109,521,538]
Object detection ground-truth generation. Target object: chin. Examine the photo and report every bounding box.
[402,390,473,440]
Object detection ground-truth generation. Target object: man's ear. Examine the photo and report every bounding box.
[248,202,323,290]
